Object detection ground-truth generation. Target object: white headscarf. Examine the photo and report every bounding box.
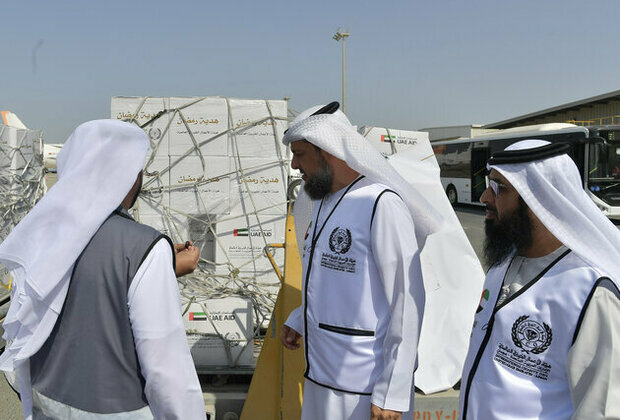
[0,120,149,372]
[489,139,620,282]
[283,104,441,245]
[285,105,485,393]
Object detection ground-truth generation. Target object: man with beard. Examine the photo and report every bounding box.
[279,103,435,420]
[0,120,205,419]
[460,140,620,420]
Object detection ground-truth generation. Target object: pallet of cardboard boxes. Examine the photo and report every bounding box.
[111,96,289,369]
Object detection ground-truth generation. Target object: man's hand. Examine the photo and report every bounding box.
[174,241,200,277]
[371,404,402,420]
[280,324,302,350]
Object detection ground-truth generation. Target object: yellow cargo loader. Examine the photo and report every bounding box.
[240,204,305,420]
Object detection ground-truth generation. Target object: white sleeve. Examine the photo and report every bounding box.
[128,238,206,420]
[369,193,425,412]
[568,284,620,420]
[284,306,303,335]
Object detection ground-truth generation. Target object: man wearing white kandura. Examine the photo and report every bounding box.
[0,120,205,419]
[460,140,620,420]
[280,102,440,420]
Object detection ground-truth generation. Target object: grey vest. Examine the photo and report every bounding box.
[29,207,174,414]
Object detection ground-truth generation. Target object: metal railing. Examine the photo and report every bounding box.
[566,115,620,126]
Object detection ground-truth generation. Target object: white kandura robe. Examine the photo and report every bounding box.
[286,179,423,420]
[14,239,205,420]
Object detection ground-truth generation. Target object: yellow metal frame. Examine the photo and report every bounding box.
[264,243,285,284]
[0,276,12,291]
[241,204,305,420]
[566,115,620,126]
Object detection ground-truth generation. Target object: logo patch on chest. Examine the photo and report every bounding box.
[511,315,552,354]
[492,314,554,381]
[329,227,352,254]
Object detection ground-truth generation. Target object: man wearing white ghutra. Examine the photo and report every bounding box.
[280,102,440,420]
[460,140,620,420]
[0,120,205,419]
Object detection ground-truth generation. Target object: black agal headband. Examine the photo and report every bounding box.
[309,101,340,116]
[487,142,571,166]
[284,101,340,135]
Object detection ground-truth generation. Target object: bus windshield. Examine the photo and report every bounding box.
[588,131,620,205]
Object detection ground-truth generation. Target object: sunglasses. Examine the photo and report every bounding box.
[485,176,508,196]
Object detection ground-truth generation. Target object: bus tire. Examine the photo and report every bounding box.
[446,185,458,206]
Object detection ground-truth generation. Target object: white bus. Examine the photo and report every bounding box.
[432,123,620,220]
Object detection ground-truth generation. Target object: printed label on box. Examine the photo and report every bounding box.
[169,97,229,157]
[228,99,287,158]
[169,156,230,215]
[111,97,170,156]
[182,297,254,366]
[360,126,430,157]
[214,216,285,272]
[229,157,287,216]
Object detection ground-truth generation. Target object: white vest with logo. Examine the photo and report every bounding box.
[301,177,396,394]
[459,249,608,420]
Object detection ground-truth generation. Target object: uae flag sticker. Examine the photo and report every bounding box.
[189,312,207,321]
[234,228,249,237]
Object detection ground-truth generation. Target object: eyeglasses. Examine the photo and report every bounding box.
[485,176,508,196]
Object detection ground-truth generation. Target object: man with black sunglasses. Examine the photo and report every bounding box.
[459,139,620,420]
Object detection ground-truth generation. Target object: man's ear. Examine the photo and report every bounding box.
[318,148,334,162]
[526,205,544,232]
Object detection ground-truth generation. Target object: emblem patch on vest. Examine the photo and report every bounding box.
[329,227,352,254]
[493,315,553,380]
[511,315,552,354]
[320,227,356,273]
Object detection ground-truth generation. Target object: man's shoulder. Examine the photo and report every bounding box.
[561,251,609,279]
[552,252,620,299]
[355,178,400,199]
[106,212,163,243]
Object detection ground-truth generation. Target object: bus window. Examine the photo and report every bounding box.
[587,132,620,209]
[471,147,489,203]
[439,143,471,178]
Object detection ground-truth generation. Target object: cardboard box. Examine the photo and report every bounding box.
[169,156,230,216]
[137,210,286,277]
[137,156,170,217]
[0,127,44,287]
[111,97,171,157]
[0,128,42,171]
[113,96,288,159]
[182,297,254,367]
[168,97,230,157]
[227,99,287,157]
[359,126,429,157]
[214,215,285,273]
[229,157,288,216]
[111,96,291,341]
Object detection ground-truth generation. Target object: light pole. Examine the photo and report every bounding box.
[333,29,350,113]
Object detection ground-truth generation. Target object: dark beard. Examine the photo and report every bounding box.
[483,197,533,268]
[304,159,333,200]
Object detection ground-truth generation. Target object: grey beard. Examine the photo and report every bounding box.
[304,164,333,200]
[483,197,533,268]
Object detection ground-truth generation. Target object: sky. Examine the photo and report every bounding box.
[2,0,620,142]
